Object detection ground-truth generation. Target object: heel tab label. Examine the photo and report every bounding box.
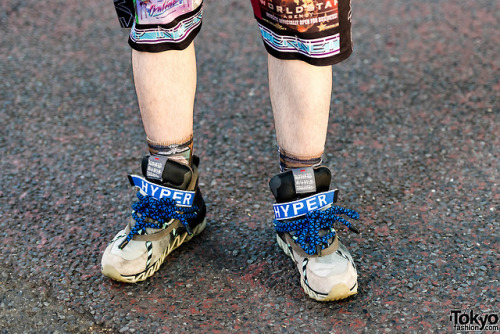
[128,174,195,207]
[146,155,169,182]
[273,189,338,220]
[292,167,316,194]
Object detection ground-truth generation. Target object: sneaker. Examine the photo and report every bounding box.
[269,166,360,301]
[101,155,206,283]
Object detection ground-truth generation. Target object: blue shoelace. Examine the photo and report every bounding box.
[273,205,360,256]
[118,192,199,249]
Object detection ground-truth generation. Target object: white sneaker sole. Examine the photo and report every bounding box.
[276,234,358,301]
[102,218,206,283]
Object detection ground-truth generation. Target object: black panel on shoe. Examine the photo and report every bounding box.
[141,155,192,189]
[192,155,200,168]
[269,167,332,203]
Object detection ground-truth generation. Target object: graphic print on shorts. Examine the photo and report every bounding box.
[257,0,339,34]
[135,0,194,24]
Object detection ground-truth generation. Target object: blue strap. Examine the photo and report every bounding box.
[128,174,195,207]
[273,190,338,220]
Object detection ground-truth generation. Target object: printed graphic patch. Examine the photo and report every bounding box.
[273,189,338,220]
[135,0,193,25]
[128,175,195,207]
[259,24,340,58]
[257,0,340,33]
[130,8,202,45]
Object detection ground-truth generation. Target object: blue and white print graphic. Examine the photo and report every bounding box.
[128,175,195,207]
[130,8,202,45]
[273,189,338,220]
[258,24,340,58]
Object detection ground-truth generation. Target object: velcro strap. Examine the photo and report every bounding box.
[273,189,338,220]
[128,175,195,208]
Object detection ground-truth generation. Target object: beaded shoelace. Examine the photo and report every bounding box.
[273,205,360,256]
[118,192,199,249]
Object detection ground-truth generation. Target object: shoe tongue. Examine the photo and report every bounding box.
[269,167,332,203]
[141,155,192,190]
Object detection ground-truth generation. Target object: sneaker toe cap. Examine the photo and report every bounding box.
[101,235,149,280]
[305,253,358,297]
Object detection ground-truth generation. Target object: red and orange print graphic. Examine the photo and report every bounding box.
[256,0,340,33]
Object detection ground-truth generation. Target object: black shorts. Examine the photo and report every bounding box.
[112,0,352,66]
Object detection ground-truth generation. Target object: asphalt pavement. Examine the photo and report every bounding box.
[1,0,498,333]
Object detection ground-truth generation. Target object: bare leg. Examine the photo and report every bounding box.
[132,43,197,150]
[101,45,204,283]
[268,55,332,161]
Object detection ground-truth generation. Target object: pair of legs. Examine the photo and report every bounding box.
[103,0,360,301]
[134,44,331,162]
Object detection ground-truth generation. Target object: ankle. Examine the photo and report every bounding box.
[147,136,193,166]
[278,147,323,172]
